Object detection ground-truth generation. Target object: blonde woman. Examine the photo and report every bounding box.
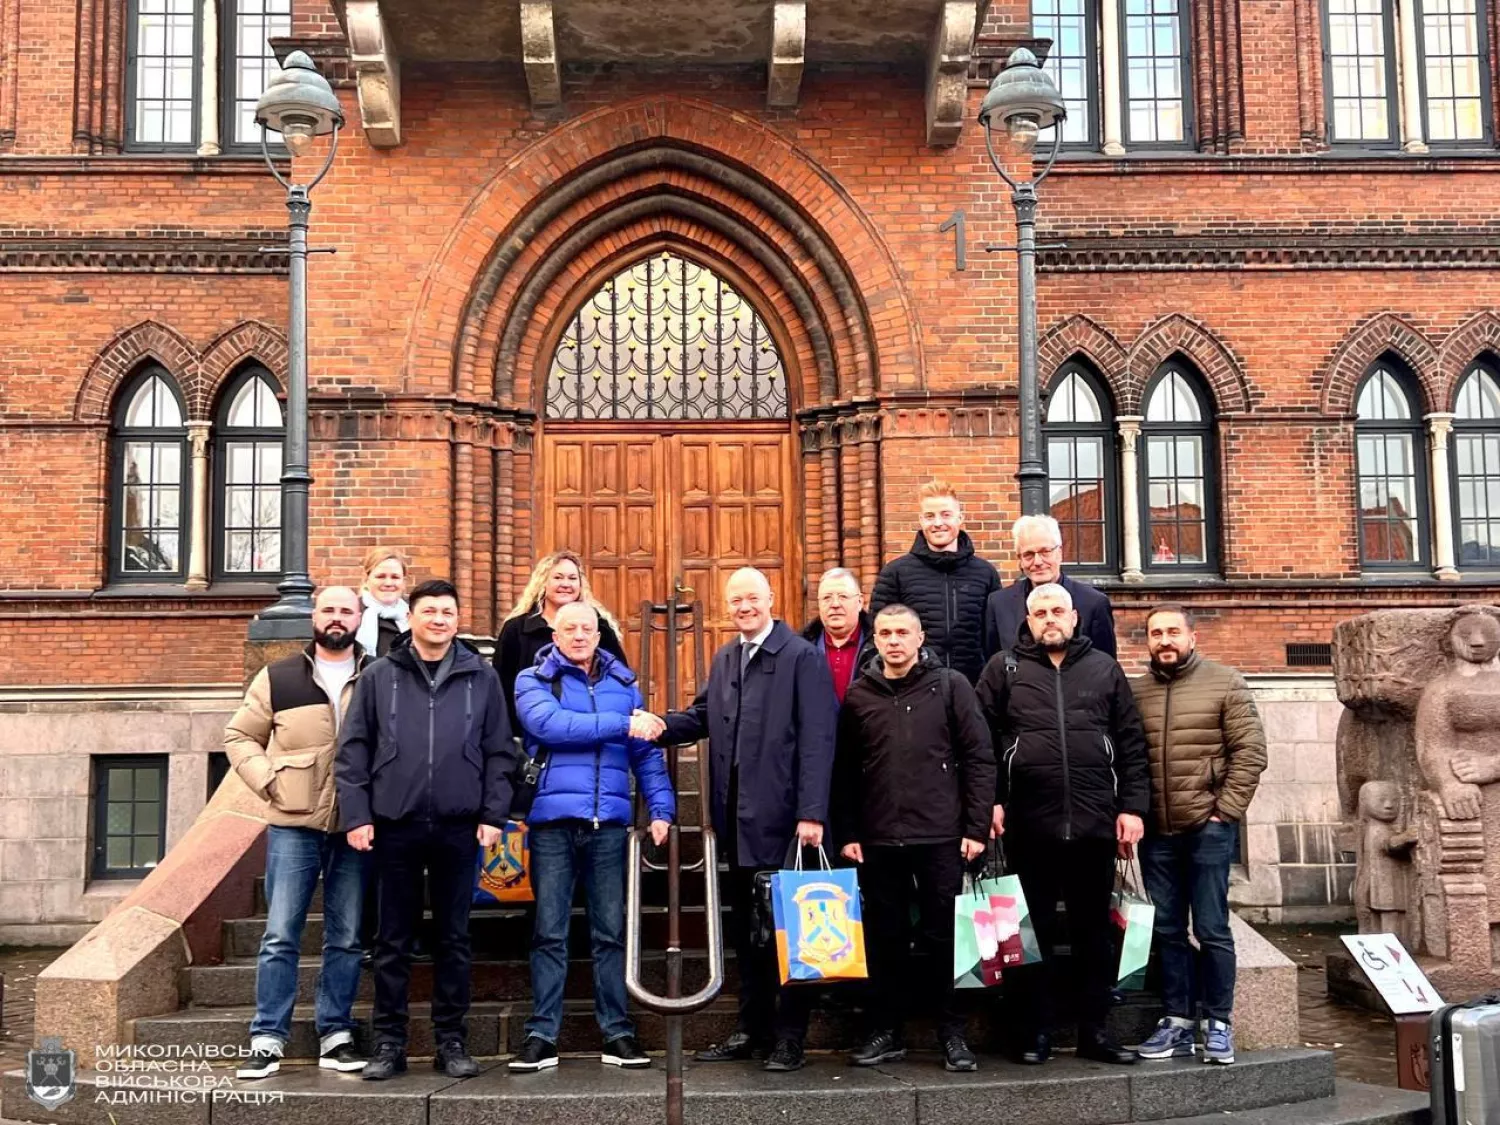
[357,548,411,658]
[495,550,626,709]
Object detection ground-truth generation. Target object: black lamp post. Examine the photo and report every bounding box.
[248,50,343,639]
[978,47,1068,518]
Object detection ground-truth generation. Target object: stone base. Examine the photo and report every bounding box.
[1229,914,1301,1050]
[1327,946,1500,1012]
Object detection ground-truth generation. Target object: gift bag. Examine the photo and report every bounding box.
[953,874,1000,989]
[976,842,1042,967]
[770,844,868,985]
[473,820,533,905]
[1111,854,1155,989]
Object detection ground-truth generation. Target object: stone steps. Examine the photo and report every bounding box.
[1,1053,1421,1125]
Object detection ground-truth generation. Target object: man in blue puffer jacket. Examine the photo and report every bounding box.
[507,601,676,1073]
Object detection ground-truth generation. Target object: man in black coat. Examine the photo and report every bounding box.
[834,604,995,1072]
[870,480,1000,684]
[660,566,838,1073]
[975,582,1149,1068]
[984,515,1117,660]
[336,579,517,1081]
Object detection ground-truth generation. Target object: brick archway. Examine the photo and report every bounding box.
[1126,314,1251,415]
[75,321,202,423]
[201,321,289,410]
[1320,312,1441,416]
[1438,311,1500,410]
[1039,315,1129,408]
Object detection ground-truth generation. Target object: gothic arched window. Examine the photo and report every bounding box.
[110,367,189,581]
[213,366,283,578]
[1044,360,1117,571]
[1140,361,1218,572]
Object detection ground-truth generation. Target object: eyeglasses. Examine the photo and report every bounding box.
[819,592,860,604]
[1018,545,1061,564]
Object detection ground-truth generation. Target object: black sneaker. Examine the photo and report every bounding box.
[434,1039,480,1078]
[319,1042,367,1072]
[236,1050,281,1080]
[695,1030,763,1062]
[850,1031,905,1066]
[763,1038,805,1072]
[362,1042,407,1081]
[942,1035,978,1073]
[508,1035,559,1072]
[602,1034,651,1068]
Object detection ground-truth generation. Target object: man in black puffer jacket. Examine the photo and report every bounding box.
[975,582,1150,1069]
[834,604,996,1073]
[870,480,1000,684]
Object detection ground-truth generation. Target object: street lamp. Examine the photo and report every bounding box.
[248,50,343,638]
[978,47,1067,518]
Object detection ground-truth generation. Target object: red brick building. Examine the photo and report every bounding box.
[0,0,1496,933]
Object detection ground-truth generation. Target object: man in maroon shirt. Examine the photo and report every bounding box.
[800,568,876,705]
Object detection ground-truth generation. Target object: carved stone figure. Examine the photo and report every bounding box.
[1353,781,1415,944]
[1415,608,1500,821]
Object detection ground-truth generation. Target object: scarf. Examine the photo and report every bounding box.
[357,590,409,655]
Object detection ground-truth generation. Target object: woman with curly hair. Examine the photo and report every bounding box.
[494,550,627,710]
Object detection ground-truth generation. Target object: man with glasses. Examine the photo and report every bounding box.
[984,515,1117,660]
[801,567,876,705]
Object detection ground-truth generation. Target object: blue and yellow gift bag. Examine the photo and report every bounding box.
[473,820,534,905]
[770,844,868,985]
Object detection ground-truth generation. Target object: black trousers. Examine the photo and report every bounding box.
[1003,833,1118,1037]
[371,816,478,1048]
[862,842,966,1041]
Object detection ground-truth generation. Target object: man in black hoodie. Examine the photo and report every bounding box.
[870,481,1000,685]
[975,582,1150,1068]
[336,579,518,1081]
[834,604,996,1072]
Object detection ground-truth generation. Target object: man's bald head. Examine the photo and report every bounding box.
[315,585,361,613]
[725,567,774,640]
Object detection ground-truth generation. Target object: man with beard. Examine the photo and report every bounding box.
[975,583,1149,1067]
[226,586,372,1079]
[870,481,999,685]
[1130,604,1265,1066]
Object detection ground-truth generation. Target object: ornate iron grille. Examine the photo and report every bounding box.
[545,251,789,420]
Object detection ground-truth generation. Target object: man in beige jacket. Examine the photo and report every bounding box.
[1130,603,1267,1067]
[225,586,371,1080]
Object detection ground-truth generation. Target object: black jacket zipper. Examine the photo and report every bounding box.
[1054,661,1072,841]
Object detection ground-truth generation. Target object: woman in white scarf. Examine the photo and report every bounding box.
[357,547,411,657]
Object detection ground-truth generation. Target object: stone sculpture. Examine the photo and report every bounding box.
[1353,780,1415,944]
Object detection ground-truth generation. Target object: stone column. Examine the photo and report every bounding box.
[186,423,211,590]
[1101,0,1126,155]
[1427,412,1460,580]
[1118,415,1144,581]
[1397,3,1428,153]
[197,0,221,156]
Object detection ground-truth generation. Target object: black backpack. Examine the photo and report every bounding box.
[507,676,564,819]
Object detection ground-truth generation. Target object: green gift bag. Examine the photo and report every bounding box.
[977,842,1042,967]
[953,873,994,989]
[1111,854,1155,989]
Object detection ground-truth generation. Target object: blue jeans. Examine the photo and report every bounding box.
[251,825,369,1047]
[1140,819,1239,1023]
[525,821,633,1045]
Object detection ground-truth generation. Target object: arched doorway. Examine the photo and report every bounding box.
[537,249,802,697]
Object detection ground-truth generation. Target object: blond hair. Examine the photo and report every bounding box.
[361,546,411,577]
[918,479,960,505]
[504,549,623,638]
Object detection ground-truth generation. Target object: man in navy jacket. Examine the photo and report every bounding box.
[507,602,675,1073]
[336,579,516,1082]
[984,515,1117,659]
[661,567,838,1073]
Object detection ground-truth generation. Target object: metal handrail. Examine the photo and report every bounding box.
[624,826,724,1013]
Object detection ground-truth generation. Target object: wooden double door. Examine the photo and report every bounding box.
[540,423,800,708]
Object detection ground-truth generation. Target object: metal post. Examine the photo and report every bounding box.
[1013,181,1046,517]
[664,587,684,1125]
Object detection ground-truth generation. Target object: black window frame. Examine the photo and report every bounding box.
[124,0,204,153]
[219,0,294,154]
[1323,0,1403,147]
[1353,357,1431,571]
[1138,359,1220,575]
[207,750,232,799]
[109,366,191,585]
[1118,0,1196,149]
[1043,359,1120,575]
[1033,0,1103,149]
[1414,0,1495,148]
[212,364,285,582]
[1450,356,1500,568]
[90,754,170,880]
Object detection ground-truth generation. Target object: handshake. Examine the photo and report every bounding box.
[630,709,666,741]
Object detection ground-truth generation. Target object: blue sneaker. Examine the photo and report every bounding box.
[1202,1019,1235,1064]
[1136,1016,1196,1060]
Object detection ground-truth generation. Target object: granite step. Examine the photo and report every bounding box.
[129,991,1164,1059]
[1,1050,1381,1125]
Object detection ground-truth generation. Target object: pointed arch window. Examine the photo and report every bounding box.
[1044,362,1117,571]
[213,366,283,578]
[111,368,189,581]
[1355,361,1429,568]
[545,251,789,421]
[1452,359,1500,566]
[1140,362,1218,571]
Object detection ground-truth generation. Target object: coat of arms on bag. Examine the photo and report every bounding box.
[26,1036,76,1111]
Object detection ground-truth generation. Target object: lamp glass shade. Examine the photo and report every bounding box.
[978,47,1066,137]
[255,50,343,138]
